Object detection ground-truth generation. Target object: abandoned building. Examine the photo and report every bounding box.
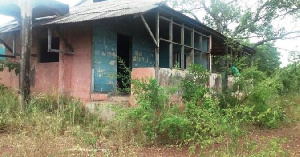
[0,0,254,103]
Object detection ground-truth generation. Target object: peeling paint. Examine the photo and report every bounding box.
[109,60,116,65]
[93,25,117,92]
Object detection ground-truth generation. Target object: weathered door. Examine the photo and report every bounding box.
[92,26,117,92]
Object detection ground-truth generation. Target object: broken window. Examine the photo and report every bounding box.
[39,38,59,63]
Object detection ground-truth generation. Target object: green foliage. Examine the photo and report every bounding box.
[219,65,286,128]
[255,44,281,75]
[133,78,168,111]
[0,60,299,155]
[0,60,20,75]
[165,0,300,49]
[116,57,131,93]
[209,137,289,156]
[277,63,300,93]
[109,64,243,146]
[106,63,298,148]
[247,77,285,127]
[0,86,102,148]
[181,64,209,102]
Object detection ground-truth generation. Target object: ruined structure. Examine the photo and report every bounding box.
[0,0,254,103]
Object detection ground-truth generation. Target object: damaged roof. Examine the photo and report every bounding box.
[0,0,163,31]
[46,0,163,24]
[0,0,255,54]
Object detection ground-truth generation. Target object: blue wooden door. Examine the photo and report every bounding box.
[93,26,117,92]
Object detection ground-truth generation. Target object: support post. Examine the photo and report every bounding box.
[181,24,184,69]
[199,35,203,65]
[13,33,16,56]
[140,14,158,47]
[209,35,212,72]
[169,18,173,68]
[199,35,203,51]
[225,45,229,89]
[48,28,52,52]
[155,12,160,79]
[19,0,32,110]
[191,28,195,65]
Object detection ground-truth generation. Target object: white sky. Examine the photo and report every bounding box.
[0,0,299,67]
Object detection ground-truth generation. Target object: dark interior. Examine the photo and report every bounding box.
[117,34,131,92]
[40,38,59,63]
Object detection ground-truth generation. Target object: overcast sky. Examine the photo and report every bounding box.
[0,0,299,67]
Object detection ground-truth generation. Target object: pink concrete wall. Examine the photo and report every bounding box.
[131,68,155,80]
[59,24,92,102]
[0,69,19,90]
[0,32,21,91]
[0,25,93,102]
[0,30,60,95]
[130,68,155,106]
[32,63,59,94]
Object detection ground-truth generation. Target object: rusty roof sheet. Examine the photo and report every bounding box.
[46,0,163,24]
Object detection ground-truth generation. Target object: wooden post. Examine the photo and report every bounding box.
[48,28,52,52]
[181,24,184,69]
[209,35,212,72]
[191,28,195,64]
[13,33,16,56]
[155,12,160,79]
[225,45,229,89]
[199,35,203,65]
[140,14,158,47]
[169,18,173,68]
[18,0,32,109]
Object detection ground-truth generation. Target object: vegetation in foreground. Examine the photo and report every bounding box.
[0,60,299,156]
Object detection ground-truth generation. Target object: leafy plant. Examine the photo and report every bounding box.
[0,60,20,75]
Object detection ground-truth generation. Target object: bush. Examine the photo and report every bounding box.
[108,64,235,146]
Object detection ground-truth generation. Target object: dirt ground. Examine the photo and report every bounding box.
[1,123,300,156]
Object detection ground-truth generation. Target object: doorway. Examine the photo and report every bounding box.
[117,34,132,93]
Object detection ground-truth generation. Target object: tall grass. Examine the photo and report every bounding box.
[0,85,106,156]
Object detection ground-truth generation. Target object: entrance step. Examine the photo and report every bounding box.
[85,96,130,121]
[108,95,130,103]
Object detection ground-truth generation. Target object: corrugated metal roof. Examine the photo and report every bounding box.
[46,0,163,24]
[0,21,19,33]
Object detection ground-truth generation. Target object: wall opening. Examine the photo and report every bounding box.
[117,33,131,93]
[39,38,59,63]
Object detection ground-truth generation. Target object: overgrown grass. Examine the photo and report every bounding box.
[0,63,299,156]
[0,85,106,156]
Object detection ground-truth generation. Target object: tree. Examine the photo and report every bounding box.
[165,0,300,49]
[255,43,281,75]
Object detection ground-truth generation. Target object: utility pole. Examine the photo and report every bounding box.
[18,0,32,110]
